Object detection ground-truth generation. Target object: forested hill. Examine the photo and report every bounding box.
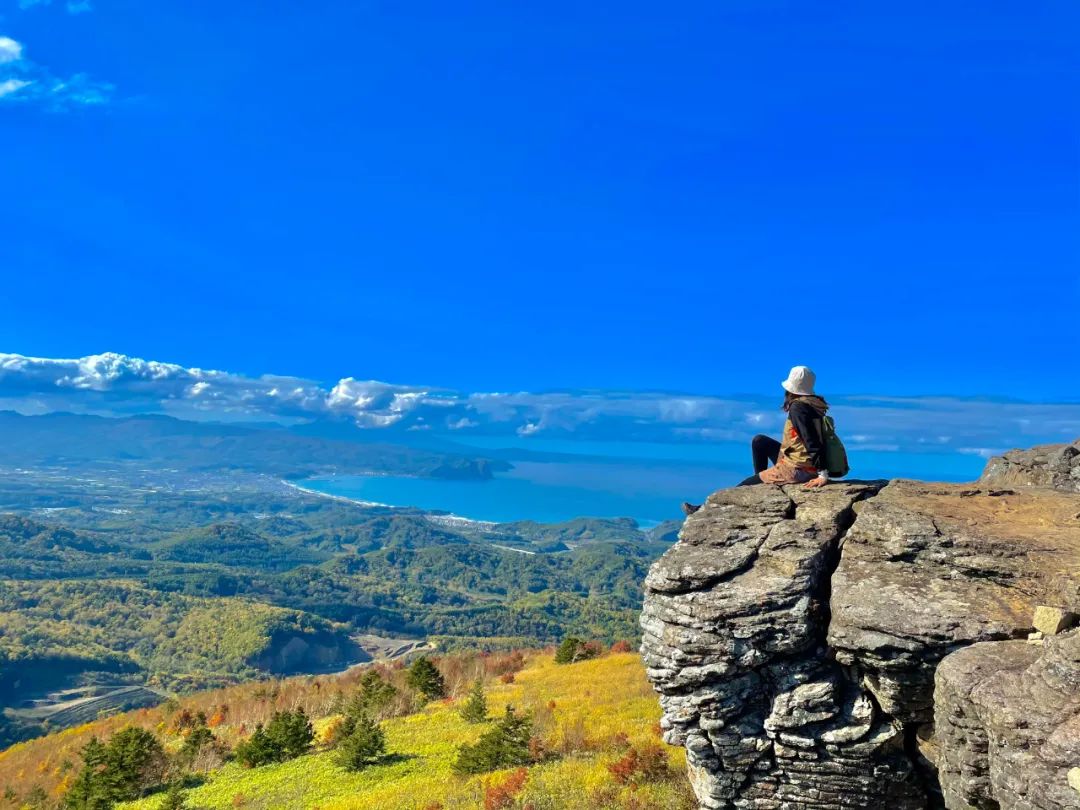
[0,466,676,747]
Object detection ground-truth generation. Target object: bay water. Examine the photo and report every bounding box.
[301,435,986,526]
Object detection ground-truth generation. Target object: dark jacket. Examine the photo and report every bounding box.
[787,396,829,472]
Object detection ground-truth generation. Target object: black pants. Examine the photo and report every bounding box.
[738,434,781,486]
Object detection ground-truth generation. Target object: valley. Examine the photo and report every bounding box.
[0,413,674,748]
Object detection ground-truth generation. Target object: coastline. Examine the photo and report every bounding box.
[280,478,390,508]
[282,476,503,529]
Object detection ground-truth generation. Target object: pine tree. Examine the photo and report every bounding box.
[555,637,582,664]
[266,709,314,759]
[65,737,111,810]
[65,729,166,808]
[158,782,189,810]
[406,657,446,701]
[102,727,167,801]
[452,705,533,775]
[64,770,112,810]
[335,715,386,771]
[234,724,278,767]
[348,669,398,719]
[82,736,108,769]
[554,636,598,664]
[179,723,216,762]
[459,679,488,724]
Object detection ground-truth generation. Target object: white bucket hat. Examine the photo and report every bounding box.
[781,365,816,396]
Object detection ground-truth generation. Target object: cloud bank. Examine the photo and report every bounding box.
[1,351,1078,457]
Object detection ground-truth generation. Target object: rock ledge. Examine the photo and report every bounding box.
[641,441,1080,809]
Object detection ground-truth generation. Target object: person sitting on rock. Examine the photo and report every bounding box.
[682,366,831,515]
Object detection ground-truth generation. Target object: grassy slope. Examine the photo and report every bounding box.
[137,653,690,810]
[2,653,691,810]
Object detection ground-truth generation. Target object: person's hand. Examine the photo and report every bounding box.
[803,477,828,490]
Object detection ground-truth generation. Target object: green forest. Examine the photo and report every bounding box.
[0,466,675,747]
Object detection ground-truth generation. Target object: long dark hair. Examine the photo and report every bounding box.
[782,392,828,412]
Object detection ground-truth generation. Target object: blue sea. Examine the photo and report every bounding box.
[300,435,988,526]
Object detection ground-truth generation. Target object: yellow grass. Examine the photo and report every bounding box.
[116,653,692,810]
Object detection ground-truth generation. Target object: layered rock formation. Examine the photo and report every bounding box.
[981,439,1080,493]
[641,442,1080,809]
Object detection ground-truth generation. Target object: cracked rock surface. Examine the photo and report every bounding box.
[641,440,1080,809]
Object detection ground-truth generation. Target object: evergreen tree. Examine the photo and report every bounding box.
[452,705,533,775]
[234,724,278,768]
[64,768,112,810]
[179,724,216,762]
[459,679,488,724]
[65,729,166,808]
[554,636,596,664]
[65,736,111,809]
[82,736,109,769]
[236,709,313,767]
[348,669,397,719]
[158,783,189,810]
[335,715,386,771]
[105,727,167,800]
[266,708,314,759]
[406,657,446,701]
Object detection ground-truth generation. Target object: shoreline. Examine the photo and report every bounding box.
[286,473,672,529]
[280,479,391,509]
[282,477,503,529]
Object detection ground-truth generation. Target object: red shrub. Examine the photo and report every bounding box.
[607,744,671,785]
[610,640,633,654]
[483,768,528,810]
[582,641,605,658]
[500,673,516,685]
[487,651,526,677]
[208,705,229,728]
[170,708,196,733]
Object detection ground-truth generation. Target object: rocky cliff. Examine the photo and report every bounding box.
[641,442,1080,809]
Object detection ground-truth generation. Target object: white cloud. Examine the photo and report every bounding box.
[957,447,1005,459]
[0,37,23,64]
[0,36,113,109]
[0,351,1078,457]
[0,78,32,97]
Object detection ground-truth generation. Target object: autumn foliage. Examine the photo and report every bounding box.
[483,767,528,810]
[607,743,672,785]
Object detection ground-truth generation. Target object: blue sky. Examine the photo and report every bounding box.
[1,1,1078,400]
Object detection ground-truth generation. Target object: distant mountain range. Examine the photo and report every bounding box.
[0,410,507,480]
[4,351,1080,457]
